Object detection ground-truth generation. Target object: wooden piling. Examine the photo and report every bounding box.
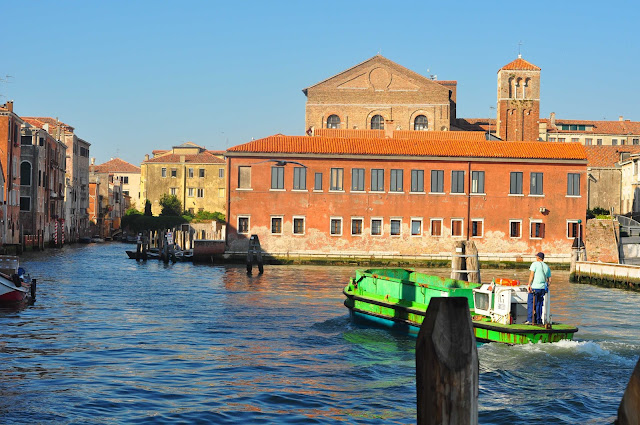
[247,234,264,275]
[451,241,467,281]
[616,356,640,425]
[416,297,478,425]
[465,241,481,284]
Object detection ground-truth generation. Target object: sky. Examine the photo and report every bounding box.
[2,1,638,165]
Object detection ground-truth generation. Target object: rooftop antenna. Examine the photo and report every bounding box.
[518,41,523,58]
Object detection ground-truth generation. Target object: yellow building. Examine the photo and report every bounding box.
[140,142,226,216]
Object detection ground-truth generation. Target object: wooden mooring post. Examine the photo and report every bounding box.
[416,297,478,425]
[451,241,481,283]
[616,356,640,424]
[247,234,263,275]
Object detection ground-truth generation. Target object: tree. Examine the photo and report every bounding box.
[159,194,182,216]
[144,199,152,216]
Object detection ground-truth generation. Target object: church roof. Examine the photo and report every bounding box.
[227,134,586,161]
[91,158,141,173]
[500,57,541,71]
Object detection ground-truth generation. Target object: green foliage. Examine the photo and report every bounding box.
[144,199,152,216]
[159,194,182,216]
[121,214,188,233]
[587,207,611,220]
[125,207,142,216]
[193,210,226,223]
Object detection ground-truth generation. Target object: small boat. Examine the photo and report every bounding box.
[78,236,92,244]
[0,268,35,304]
[343,268,578,344]
[90,235,105,243]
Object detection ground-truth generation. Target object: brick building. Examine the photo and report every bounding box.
[140,142,226,216]
[303,55,457,133]
[0,102,24,246]
[225,130,587,261]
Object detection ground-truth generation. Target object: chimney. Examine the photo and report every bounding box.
[550,112,556,126]
[6,101,13,112]
[619,116,624,121]
[91,157,95,165]
[144,154,149,161]
[180,155,186,163]
[384,120,394,138]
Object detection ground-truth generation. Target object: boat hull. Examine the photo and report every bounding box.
[0,276,30,304]
[344,268,578,345]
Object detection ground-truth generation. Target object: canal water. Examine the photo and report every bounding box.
[0,243,637,424]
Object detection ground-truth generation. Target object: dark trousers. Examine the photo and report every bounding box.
[527,289,546,324]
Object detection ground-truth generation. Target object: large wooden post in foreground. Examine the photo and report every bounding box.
[616,356,640,425]
[416,297,478,425]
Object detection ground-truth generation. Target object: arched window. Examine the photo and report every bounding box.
[20,161,31,186]
[327,115,341,129]
[414,115,428,131]
[371,115,384,130]
[508,77,514,98]
[524,78,531,98]
[516,78,522,99]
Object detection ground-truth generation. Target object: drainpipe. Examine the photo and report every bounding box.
[466,161,471,241]
[225,156,231,246]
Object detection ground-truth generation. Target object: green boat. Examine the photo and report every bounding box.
[343,268,578,344]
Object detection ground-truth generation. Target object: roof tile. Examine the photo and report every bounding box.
[500,57,541,71]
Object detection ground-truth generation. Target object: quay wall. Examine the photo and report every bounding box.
[572,261,640,291]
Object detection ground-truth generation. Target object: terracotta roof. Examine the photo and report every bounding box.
[435,80,457,85]
[227,134,586,161]
[584,145,640,168]
[143,151,225,164]
[21,116,74,132]
[91,158,141,173]
[313,128,486,141]
[455,118,496,132]
[500,57,541,71]
[542,118,640,135]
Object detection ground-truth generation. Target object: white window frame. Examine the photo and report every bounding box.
[330,217,343,236]
[237,215,250,234]
[509,219,523,239]
[430,218,443,237]
[567,219,581,239]
[390,218,402,237]
[451,218,464,238]
[187,188,194,197]
[351,217,364,236]
[410,217,423,237]
[471,218,484,238]
[530,219,544,240]
[370,217,383,236]
[292,216,306,236]
[270,215,284,235]
[196,188,204,198]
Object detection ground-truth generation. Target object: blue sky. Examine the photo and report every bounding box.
[2,1,638,165]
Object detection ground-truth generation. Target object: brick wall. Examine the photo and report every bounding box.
[585,218,619,263]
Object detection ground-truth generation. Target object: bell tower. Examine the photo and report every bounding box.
[496,56,541,141]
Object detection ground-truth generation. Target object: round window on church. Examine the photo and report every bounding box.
[327,115,341,129]
[414,115,428,131]
[371,115,384,130]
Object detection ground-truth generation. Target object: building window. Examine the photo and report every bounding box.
[567,173,580,196]
[371,218,382,236]
[411,170,424,193]
[585,138,593,145]
[411,219,422,236]
[293,217,305,235]
[330,168,344,191]
[238,166,251,189]
[21,135,31,146]
[314,172,323,191]
[451,171,464,193]
[188,188,194,197]
[330,217,342,235]
[371,115,384,130]
[510,220,522,238]
[612,139,618,145]
[371,169,384,192]
[510,172,523,194]
[634,139,640,145]
[197,188,204,198]
[571,138,579,143]
[161,168,167,178]
[351,168,365,191]
[390,169,403,192]
[327,114,341,129]
[171,168,177,178]
[567,220,582,239]
[431,170,444,193]
[390,219,401,236]
[238,217,249,234]
[219,188,225,198]
[451,219,463,237]
[597,139,603,145]
[531,221,545,239]
[471,171,485,194]
[123,176,129,184]
[170,187,177,196]
[219,168,224,178]
[271,217,283,234]
[471,219,483,237]
[271,166,285,190]
[20,196,30,212]
[530,172,544,195]
[549,137,556,142]
[199,169,205,178]
[558,138,566,143]
[414,115,428,131]
[20,161,31,186]
[188,208,194,215]
[351,218,363,235]
[431,219,442,236]
[188,168,194,178]
[293,167,307,190]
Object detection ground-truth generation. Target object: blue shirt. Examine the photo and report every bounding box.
[529,261,550,290]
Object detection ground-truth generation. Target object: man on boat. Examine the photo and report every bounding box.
[526,252,550,325]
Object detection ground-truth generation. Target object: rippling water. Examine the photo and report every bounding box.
[0,244,636,424]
